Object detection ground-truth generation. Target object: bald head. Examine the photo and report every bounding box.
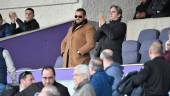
[100,49,113,61]
[149,41,163,59]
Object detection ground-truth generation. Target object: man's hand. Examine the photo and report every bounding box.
[99,15,105,27]
[9,11,17,23]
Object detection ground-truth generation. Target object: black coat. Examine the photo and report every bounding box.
[94,20,126,64]
[11,18,39,34]
[132,56,170,96]
[1,85,19,96]
[147,0,170,17]
[17,81,70,96]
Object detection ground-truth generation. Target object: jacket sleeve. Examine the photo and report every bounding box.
[79,26,96,55]
[100,22,126,40]
[16,18,25,31]
[3,49,17,84]
[132,63,151,86]
[61,28,71,55]
[94,29,104,42]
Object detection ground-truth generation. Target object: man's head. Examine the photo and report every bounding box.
[41,66,55,86]
[25,8,34,22]
[0,13,3,25]
[74,8,86,24]
[109,5,122,21]
[149,40,163,59]
[19,71,34,89]
[88,58,103,75]
[39,85,60,96]
[73,64,90,87]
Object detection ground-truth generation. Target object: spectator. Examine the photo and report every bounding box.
[0,13,13,38]
[18,66,70,96]
[133,0,151,19]
[73,64,96,96]
[163,31,170,63]
[9,8,40,34]
[38,85,60,96]
[94,5,127,64]
[100,49,123,96]
[0,47,16,95]
[1,71,34,96]
[89,58,113,96]
[132,41,170,95]
[61,8,96,67]
[147,0,170,18]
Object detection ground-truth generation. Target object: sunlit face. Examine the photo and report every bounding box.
[22,74,34,88]
[25,10,34,22]
[74,11,85,24]
[109,7,121,21]
[73,72,84,87]
[42,69,55,86]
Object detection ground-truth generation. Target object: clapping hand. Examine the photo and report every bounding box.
[99,15,105,27]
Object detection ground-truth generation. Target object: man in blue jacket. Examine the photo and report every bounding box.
[89,58,113,96]
[0,13,13,38]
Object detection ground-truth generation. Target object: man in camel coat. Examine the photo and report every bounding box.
[61,8,96,67]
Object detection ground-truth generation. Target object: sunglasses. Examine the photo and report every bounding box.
[75,15,83,18]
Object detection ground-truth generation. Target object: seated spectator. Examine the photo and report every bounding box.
[0,47,16,95]
[18,66,70,96]
[132,41,170,95]
[1,71,34,96]
[89,58,112,96]
[147,0,170,18]
[9,8,40,34]
[100,49,123,96]
[163,31,170,63]
[0,13,13,38]
[38,85,60,96]
[73,64,96,96]
[133,0,151,19]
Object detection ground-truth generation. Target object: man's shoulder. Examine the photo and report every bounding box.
[84,23,95,29]
[53,81,67,89]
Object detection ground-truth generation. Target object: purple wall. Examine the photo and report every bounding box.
[0,22,72,69]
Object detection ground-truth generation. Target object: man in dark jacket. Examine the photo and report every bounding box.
[89,58,113,96]
[94,5,126,64]
[0,13,13,37]
[147,0,170,18]
[9,8,40,34]
[132,41,170,96]
[18,66,70,96]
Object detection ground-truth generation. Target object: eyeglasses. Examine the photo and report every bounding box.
[75,15,83,18]
[42,76,54,80]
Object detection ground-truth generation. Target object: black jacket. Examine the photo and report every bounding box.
[147,0,170,17]
[94,20,126,64]
[17,81,70,96]
[11,18,39,34]
[132,56,170,96]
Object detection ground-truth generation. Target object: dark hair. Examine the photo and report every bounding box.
[19,71,32,84]
[110,5,122,21]
[0,13,2,20]
[41,66,56,76]
[76,8,86,16]
[25,8,34,14]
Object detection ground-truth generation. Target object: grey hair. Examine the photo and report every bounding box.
[41,85,60,96]
[74,64,90,80]
[150,40,163,54]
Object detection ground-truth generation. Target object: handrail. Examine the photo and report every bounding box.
[0,19,74,42]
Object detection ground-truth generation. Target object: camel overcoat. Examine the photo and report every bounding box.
[61,23,95,67]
